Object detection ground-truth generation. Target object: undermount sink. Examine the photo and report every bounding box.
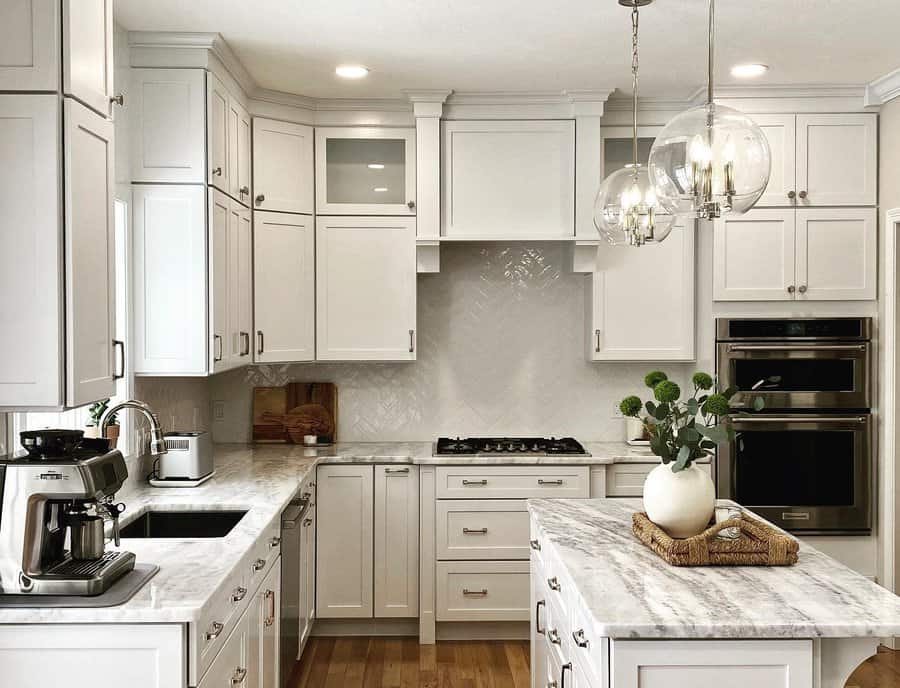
[120,510,248,538]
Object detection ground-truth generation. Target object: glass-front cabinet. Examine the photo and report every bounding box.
[600,125,658,176]
[314,127,416,215]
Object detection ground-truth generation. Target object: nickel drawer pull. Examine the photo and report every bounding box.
[462,479,488,486]
[213,334,223,362]
[530,538,541,551]
[257,330,264,355]
[265,589,276,626]
[113,339,125,379]
[212,166,223,177]
[547,628,561,644]
[727,344,866,352]
[231,586,248,602]
[205,621,224,641]
[270,537,281,548]
[462,588,488,596]
[240,331,250,356]
[595,329,601,353]
[409,329,415,353]
[385,467,410,474]
[462,527,488,534]
[572,629,589,648]
[538,479,563,486]
[303,517,313,527]
[561,662,573,688]
[536,600,546,634]
[253,558,266,572]
[231,667,248,686]
[547,576,561,591]
[547,682,558,688]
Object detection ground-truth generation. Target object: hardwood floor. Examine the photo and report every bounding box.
[290,638,900,688]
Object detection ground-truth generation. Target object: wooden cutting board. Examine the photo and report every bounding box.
[252,382,338,444]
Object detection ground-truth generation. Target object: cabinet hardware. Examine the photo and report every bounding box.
[231,667,248,686]
[462,588,488,596]
[547,682,558,688]
[787,285,796,294]
[736,415,868,424]
[462,527,488,534]
[213,167,223,177]
[240,186,250,197]
[409,329,415,353]
[462,479,488,486]
[214,334,223,362]
[231,586,248,602]
[255,194,265,206]
[407,200,416,209]
[595,329,601,353]
[572,629,589,648]
[547,576,561,591]
[547,628,561,644]
[538,479,563,486]
[561,662,573,688]
[727,343,866,353]
[265,589,276,626]
[787,190,796,199]
[385,467,410,474]
[113,340,125,379]
[303,518,313,527]
[253,558,266,572]
[798,190,808,199]
[529,538,541,551]
[257,330,264,355]
[798,285,808,293]
[205,621,224,641]
[270,537,281,548]
[109,94,124,107]
[535,600,546,634]
[240,332,250,356]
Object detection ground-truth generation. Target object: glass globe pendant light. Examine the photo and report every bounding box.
[648,0,771,219]
[593,0,674,247]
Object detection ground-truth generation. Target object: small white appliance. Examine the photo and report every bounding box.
[149,431,214,488]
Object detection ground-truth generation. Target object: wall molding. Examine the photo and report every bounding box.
[866,67,900,106]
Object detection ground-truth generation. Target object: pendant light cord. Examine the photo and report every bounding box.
[631,2,640,165]
[707,0,715,106]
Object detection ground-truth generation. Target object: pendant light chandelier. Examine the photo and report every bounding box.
[648,0,771,219]
[593,0,674,247]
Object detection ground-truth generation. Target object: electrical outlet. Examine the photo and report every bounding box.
[213,400,225,421]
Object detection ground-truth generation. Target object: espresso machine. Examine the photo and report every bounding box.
[0,429,135,596]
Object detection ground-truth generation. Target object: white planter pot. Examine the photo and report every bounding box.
[642,462,715,538]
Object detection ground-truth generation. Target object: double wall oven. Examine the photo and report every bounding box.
[716,318,872,534]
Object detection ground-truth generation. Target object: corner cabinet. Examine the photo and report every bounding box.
[316,217,417,361]
[253,118,314,214]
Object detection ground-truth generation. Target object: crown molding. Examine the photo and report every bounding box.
[404,89,452,104]
[691,83,867,102]
[606,95,691,112]
[866,68,900,106]
[128,31,218,49]
[445,89,612,106]
[252,87,410,112]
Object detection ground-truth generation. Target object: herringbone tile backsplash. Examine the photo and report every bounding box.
[140,243,690,443]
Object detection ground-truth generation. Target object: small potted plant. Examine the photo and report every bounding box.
[619,371,762,538]
[86,399,119,448]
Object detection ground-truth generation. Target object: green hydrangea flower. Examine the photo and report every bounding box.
[619,396,643,418]
[692,372,714,390]
[704,393,730,416]
[654,380,681,403]
[644,370,668,389]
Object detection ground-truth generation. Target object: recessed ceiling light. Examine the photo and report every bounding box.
[367,163,385,169]
[336,65,369,79]
[731,63,769,78]
[373,187,389,192]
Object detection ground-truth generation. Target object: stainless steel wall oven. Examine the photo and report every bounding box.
[716,318,872,534]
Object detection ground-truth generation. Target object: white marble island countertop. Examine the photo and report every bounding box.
[528,498,900,639]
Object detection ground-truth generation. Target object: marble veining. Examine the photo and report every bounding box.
[528,498,900,639]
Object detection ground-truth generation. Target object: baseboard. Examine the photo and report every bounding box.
[311,618,419,637]
[436,621,529,641]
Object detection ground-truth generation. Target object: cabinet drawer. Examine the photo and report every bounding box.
[197,608,246,688]
[606,462,710,497]
[437,500,530,560]
[247,520,281,591]
[571,599,610,688]
[436,561,530,621]
[436,466,589,499]
[195,565,247,680]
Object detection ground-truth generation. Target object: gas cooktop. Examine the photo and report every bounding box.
[434,437,588,457]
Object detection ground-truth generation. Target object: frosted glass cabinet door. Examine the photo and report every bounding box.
[315,127,416,215]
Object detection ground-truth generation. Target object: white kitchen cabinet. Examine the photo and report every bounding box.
[133,185,208,375]
[316,217,417,361]
[208,71,230,192]
[62,0,114,118]
[253,118,313,214]
[315,127,416,215]
[714,207,876,302]
[248,562,281,688]
[752,114,797,207]
[64,98,117,407]
[316,465,375,618]
[129,68,206,183]
[441,120,575,238]
[298,489,317,648]
[0,0,59,91]
[210,189,230,373]
[253,212,315,363]
[587,223,695,361]
[198,614,247,688]
[225,200,253,366]
[230,98,252,205]
[374,465,419,618]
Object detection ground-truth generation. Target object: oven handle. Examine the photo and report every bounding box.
[731,416,868,424]
[726,344,866,353]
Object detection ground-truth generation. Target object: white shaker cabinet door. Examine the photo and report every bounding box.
[796,113,877,207]
[208,71,230,192]
[796,207,877,301]
[64,98,116,407]
[225,199,243,367]
[237,205,254,363]
[130,68,206,183]
[62,0,114,118]
[752,113,796,207]
[0,95,63,408]
[316,217,417,361]
[316,465,374,619]
[252,118,313,214]
[233,99,252,205]
[713,209,797,301]
[374,465,419,618]
[133,185,208,375]
[0,0,59,91]
[209,188,231,374]
[254,212,315,363]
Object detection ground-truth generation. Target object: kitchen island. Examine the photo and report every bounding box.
[528,498,900,688]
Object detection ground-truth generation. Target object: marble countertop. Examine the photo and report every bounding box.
[528,498,900,639]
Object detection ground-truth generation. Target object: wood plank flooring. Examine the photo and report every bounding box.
[290,637,900,688]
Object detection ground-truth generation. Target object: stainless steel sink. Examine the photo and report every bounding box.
[120,510,248,538]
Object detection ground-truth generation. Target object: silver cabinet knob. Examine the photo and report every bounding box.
[787,285,796,294]
[798,190,808,199]
[231,667,248,686]
[407,200,416,209]
[798,285,808,293]
[205,621,224,641]
[109,94,124,107]
[240,186,250,196]
[253,558,266,572]
[231,586,247,602]
[787,190,796,200]
[270,537,281,548]
[255,194,265,206]
[572,629,590,648]
[547,628,561,644]
[529,538,541,551]
[213,167,223,176]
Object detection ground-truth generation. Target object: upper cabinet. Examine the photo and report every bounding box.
[753,113,877,207]
[62,0,114,118]
[228,97,251,204]
[315,127,416,215]
[0,0,60,91]
[253,118,314,214]
[207,72,251,205]
[441,120,575,239]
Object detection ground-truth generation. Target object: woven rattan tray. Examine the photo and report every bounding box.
[632,511,799,566]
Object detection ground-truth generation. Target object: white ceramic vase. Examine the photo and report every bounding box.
[642,462,716,538]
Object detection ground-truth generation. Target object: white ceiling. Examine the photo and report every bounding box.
[113,0,900,100]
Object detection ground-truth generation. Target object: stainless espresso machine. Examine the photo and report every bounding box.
[0,429,135,596]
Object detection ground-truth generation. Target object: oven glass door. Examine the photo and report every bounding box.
[718,342,870,410]
[719,415,871,533]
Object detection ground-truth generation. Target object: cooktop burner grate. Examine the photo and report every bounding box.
[434,437,587,456]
